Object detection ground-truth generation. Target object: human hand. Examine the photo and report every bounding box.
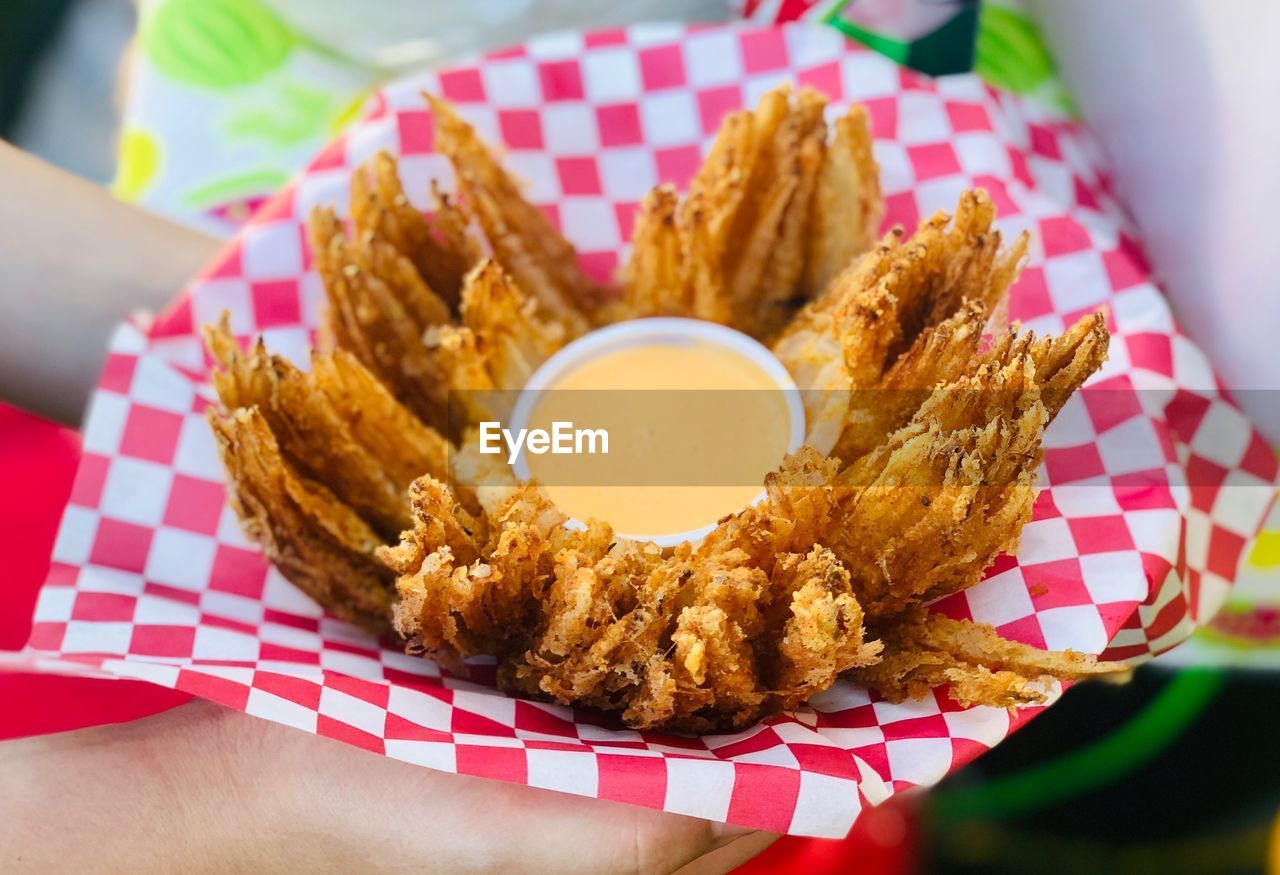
[0,142,220,423]
[2,699,775,873]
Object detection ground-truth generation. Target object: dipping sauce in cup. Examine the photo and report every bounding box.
[508,319,805,546]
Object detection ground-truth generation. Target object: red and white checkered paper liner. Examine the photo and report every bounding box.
[14,24,1278,837]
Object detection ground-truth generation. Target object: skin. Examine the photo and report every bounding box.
[0,148,775,872]
[2,701,768,869]
[0,141,219,424]
[1,701,775,874]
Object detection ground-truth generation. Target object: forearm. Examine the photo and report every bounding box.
[0,698,772,873]
[0,140,220,424]
[0,701,271,873]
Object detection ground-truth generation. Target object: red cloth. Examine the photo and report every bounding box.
[0,402,913,872]
[0,405,189,740]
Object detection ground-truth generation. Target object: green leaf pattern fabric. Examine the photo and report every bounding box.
[117,0,376,234]
[139,0,297,88]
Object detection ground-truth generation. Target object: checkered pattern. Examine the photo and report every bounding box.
[14,24,1278,838]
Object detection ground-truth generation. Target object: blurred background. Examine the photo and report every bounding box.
[1,0,133,182]
[2,1,1278,873]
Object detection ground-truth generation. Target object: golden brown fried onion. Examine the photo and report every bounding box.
[206,90,1121,731]
[208,408,393,632]
[427,93,602,335]
[618,85,881,341]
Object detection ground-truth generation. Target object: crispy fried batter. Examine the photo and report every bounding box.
[982,311,1111,419]
[380,476,486,571]
[850,648,1047,709]
[850,606,1120,708]
[805,106,882,296]
[349,150,480,307]
[209,90,1122,731]
[350,227,451,329]
[424,259,565,427]
[428,93,600,334]
[388,467,882,731]
[308,207,454,433]
[775,189,1030,460]
[820,313,1104,620]
[450,426,521,519]
[619,185,685,318]
[892,189,1026,340]
[422,323,504,424]
[208,408,393,632]
[457,259,565,390]
[697,447,842,568]
[771,232,903,451]
[835,299,989,459]
[311,348,451,489]
[829,356,1048,618]
[617,86,882,340]
[681,107,758,325]
[386,481,600,657]
[725,87,827,338]
[769,547,883,700]
[678,85,830,333]
[378,478,489,653]
[204,315,410,538]
[896,607,1117,679]
[509,540,676,715]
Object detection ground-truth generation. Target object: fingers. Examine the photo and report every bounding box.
[670,832,779,875]
[186,699,762,875]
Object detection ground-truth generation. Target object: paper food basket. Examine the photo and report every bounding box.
[9,23,1277,837]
